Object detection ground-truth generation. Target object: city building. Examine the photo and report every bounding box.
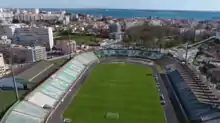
[0,23,25,39]
[11,45,47,63]
[0,35,12,44]
[0,53,5,73]
[108,22,122,40]
[13,13,62,21]
[13,27,54,50]
[216,28,220,40]
[63,16,70,25]
[35,8,39,15]
[55,40,76,54]
[0,11,13,22]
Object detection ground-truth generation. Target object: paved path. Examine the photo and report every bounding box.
[47,58,179,123]
[151,64,179,123]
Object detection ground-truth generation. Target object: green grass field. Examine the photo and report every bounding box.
[55,35,101,44]
[0,90,27,117]
[64,63,165,123]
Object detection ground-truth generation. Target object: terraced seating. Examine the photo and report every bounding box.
[88,52,98,60]
[6,111,42,123]
[82,52,98,62]
[75,54,91,65]
[13,101,48,118]
[94,49,164,60]
[71,60,85,70]
[27,92,57,108]
[39,84,64,99]
[128,50,141,57]
[65,62,83,74]
[55,72,76,84]
[45,78,70,91]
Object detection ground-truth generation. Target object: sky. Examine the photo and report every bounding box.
[0,0,220,11]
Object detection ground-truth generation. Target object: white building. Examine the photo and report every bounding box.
[13,27,54,49]
[149,20,162,26]
[0,53,5,73]
[108,22,122,40]
[35,8,39,14]
[63,16,70,25]
[13,13,61,21]
[0,12,13,18]
[0,35,12,44]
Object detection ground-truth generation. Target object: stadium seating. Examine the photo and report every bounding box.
[6,111,42,123]
[13,101,48,118]
[74,52,98,65]
[94,49,164,60]
[1,52,99,123]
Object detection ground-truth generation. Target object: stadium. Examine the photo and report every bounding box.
[1,48,220,123]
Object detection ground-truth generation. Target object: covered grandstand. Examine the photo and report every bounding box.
[94,49,163,59]
[164,63,220,123]
[0,52,99,123]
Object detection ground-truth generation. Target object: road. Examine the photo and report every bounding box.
[151,64,179,123]
[47,58,179,123]
[188,36,215,48]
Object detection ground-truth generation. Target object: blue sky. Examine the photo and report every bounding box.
[0,0,220,11]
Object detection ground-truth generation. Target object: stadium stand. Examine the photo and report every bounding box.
[6,111,43,123]
[165,65,220,123]
[1,52,99,123]
[13,101,49,118]
[94,49,164,59]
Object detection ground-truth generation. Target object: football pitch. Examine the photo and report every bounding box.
[63,63,165,123]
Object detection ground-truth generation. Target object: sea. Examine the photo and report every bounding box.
[41,8,220,21]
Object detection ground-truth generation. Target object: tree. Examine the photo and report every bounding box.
[12,19,19,23]
[123,24,180,48]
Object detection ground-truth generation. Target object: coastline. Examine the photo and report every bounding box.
[37,8,220,20]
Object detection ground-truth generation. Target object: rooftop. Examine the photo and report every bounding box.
[15,61,58,88]
[165,67,220,122]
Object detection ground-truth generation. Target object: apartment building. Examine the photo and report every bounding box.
[55,40,76,54]
[13,13,63,21]
[13,27,54,49]
[11,45,47,63]
[0,53,5,73]
[0,23,26,39]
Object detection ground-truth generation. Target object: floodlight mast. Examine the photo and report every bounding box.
[10,46,19,101]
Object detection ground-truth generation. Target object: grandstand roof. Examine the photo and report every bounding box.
[15,61,58,88]
[166,69,220,122]
[167,63,220,105]
[180,64,220,104]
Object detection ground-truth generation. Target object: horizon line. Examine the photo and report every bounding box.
[3,7,220,12]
